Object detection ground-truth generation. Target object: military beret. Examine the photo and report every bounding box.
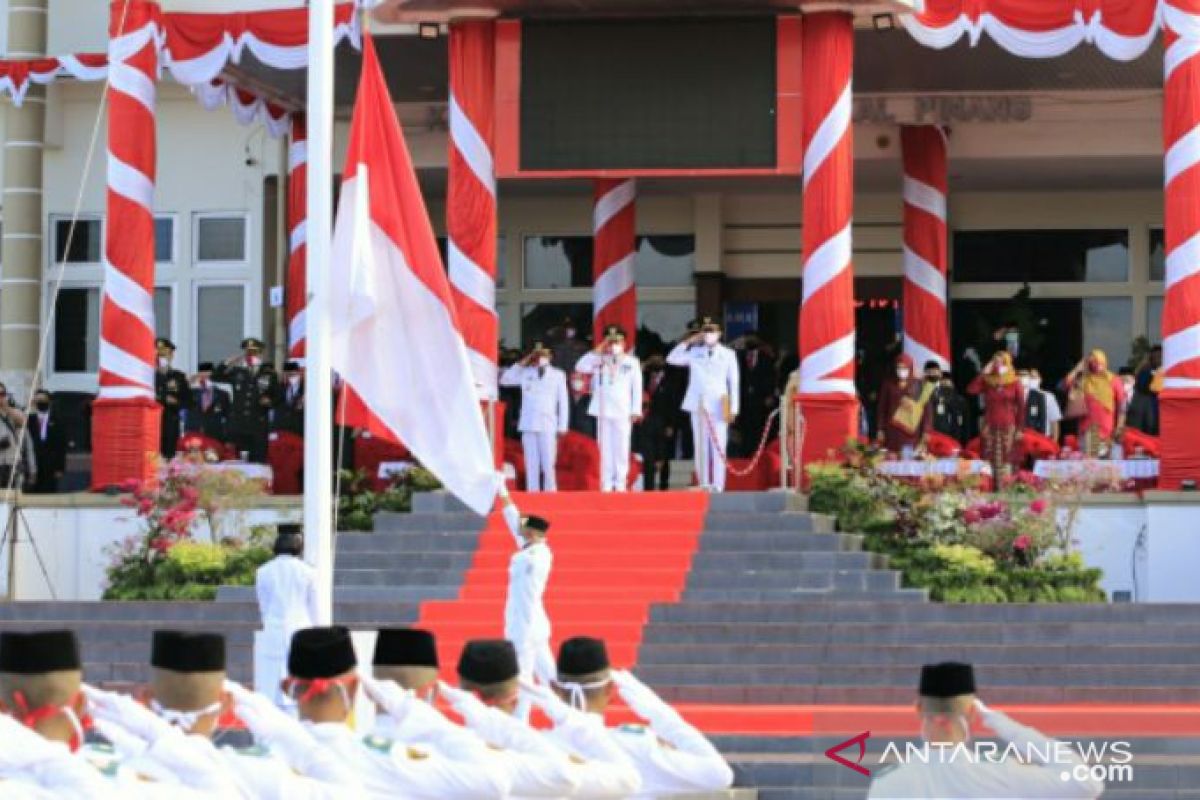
[241,337,264,351]
[155,338,176,352]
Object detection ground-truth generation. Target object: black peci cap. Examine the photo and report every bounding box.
[284,361,301,372]
[374,628,439,668]
[924,360,942,371]
[557,637,610,677]
[289,627,356,680]
[919,662,976,698]
[197,362,215,372]
[151,631,226,672]
[457,640,518,684]
[522,515,550,534]
[0,630,81,674]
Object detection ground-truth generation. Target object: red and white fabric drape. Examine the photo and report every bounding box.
[903,0,1159,60]
[286,115,308,361]
[0,54,106,105]
[901,126,950,372]
[446,21,499,400]
[592,179,638,348]
[98,2,160,401]
[797,12,859,466]
[1160,0,1200,487]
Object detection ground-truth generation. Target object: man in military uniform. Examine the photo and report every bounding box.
[574,325,643,492]
[499,343,569,492]
[154,338,192,459]
[550,636,734,796]
[667,317,741,491]
[212,338,279,463]
[868,662,1105,799]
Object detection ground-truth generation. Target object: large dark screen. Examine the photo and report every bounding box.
[520,18,777,171]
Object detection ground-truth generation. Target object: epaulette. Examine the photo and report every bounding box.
[234,744,270,759]
[361,734,395,755]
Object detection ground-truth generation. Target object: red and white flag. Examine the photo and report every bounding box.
[330,35,500,515]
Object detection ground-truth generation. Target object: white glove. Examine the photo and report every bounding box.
[225,680,318,762]
[438,680,485,719]
[611,670,672,720]
[519,678,572,726]
[974,698,992,716]
[361,674,417,720]
[83,684,174,743]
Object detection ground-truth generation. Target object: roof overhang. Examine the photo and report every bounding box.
[370,0,921,24]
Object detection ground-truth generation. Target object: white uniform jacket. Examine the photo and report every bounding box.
[255,555,319,698]
[506,541,553,645]
[575,353,643,420]
[666,343,740,419]
[500,365,570,434]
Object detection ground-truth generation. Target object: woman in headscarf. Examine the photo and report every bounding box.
[875,353,931,455]
[1062,349,1126,457]
[967,351,1025,480]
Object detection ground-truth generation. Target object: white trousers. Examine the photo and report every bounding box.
[691,411,728,491]
[597,416,632,492]
[513,635,557,722]
[521,431,558,492]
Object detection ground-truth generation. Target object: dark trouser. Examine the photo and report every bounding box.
[26,472,58,494]
[160,412,181,458]
[231,430,269,464]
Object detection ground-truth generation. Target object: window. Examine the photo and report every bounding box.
[953,230,1130,283]
[194,214,248,263]
[53,217,102,265]
[1082,298,1133,369]
[524,234,695,289]
[154,287,172,340]
[1150,227,1165,282]
[53,287,100,373]
[1148,296,1164,344]
[196,285,246,365]
[637,301,695,346]
[155,217,176,263]
[520,302,593,348]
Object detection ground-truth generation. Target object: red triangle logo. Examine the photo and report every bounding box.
[825,730,871,776]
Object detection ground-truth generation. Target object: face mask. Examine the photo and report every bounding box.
[35,401,49,412]
[996,364,1010,375]
[925,374,940,383]
[1005,331,1019,346]
[610,343,625,356]
[565,328,576,339]
[157,357,169,369]
[287,375,301,386]
[897,368,910,380]
[703,332,719,346]
[537,357,550,368]
[247,355,260,367]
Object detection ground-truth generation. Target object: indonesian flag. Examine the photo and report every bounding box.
[330,35,500,515]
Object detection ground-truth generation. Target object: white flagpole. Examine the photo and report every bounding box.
[303,0,335,624]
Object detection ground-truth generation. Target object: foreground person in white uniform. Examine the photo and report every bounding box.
[666,317,740,492]
[550,637,733,798]
[500,342,570,492]
[505,514,556,699]
[574,325,642,492]
[287,626,508,800]
[868,661,1105,799]
[448,638,641,798]
[254,526,319,704]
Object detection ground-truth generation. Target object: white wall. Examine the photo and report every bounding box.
[1071,502,1147,602]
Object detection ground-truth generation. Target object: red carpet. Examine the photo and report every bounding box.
[417,491,709,674]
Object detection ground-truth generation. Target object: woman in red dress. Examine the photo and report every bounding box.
[875,353,931,455]
[1063,349,1127,457]
[967,351,1025,481]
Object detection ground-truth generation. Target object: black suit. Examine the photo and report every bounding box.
[211,362,279,463]
[27,412,67,493]
[737,348,777,456]
[186,383,233,442]
[637,369,682,491]
[274,379,306,436]
[155,367,192,458]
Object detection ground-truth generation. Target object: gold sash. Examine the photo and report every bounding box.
[891,382,935,435]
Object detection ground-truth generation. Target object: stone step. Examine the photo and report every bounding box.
[648,602,1200,624]
[656,684,1200,704]
[0,602,262,622]
[330,550,882,571]
[640,621,1200,645]
[637,643,1200,666]
[337,531,861,553]
[680,588,927,602]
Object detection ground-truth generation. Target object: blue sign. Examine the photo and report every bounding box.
[724,303,759,339]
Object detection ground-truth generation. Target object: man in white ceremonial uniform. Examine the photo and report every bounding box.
[255,526,319,705]
[504,514,556,699]
[109,628,364,799]
[500,342,570,492]
[575,325,643,492]
[287,626,509,799]
[0,630,224,799]
[446,639,641,798]
[550,637,733,798]
[667,318,740,491]
[868,662,1105,799]
[365,627,573,798]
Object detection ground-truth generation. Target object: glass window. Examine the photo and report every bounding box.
[1150,227,1165,282]
[155,217,175,263]
[524,234,694,289]
[53,218,102,265]
[1082,298,1133,369]
[637,302,695,349]
[195,215,247,262]
[953,230,1130,283]
[53,287,100,373]
[154,287,172,340]
[520,302,593,349]
[196,285,245,365]
[1148,296,1164,345]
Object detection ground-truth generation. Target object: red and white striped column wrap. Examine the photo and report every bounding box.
[447,20,499,400]
[92,0,161,488]
[797,11,858,467]
[900,125,950,372]
[1160,1,1200,487]
[592,178,637,348]
[286,114,307,361]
